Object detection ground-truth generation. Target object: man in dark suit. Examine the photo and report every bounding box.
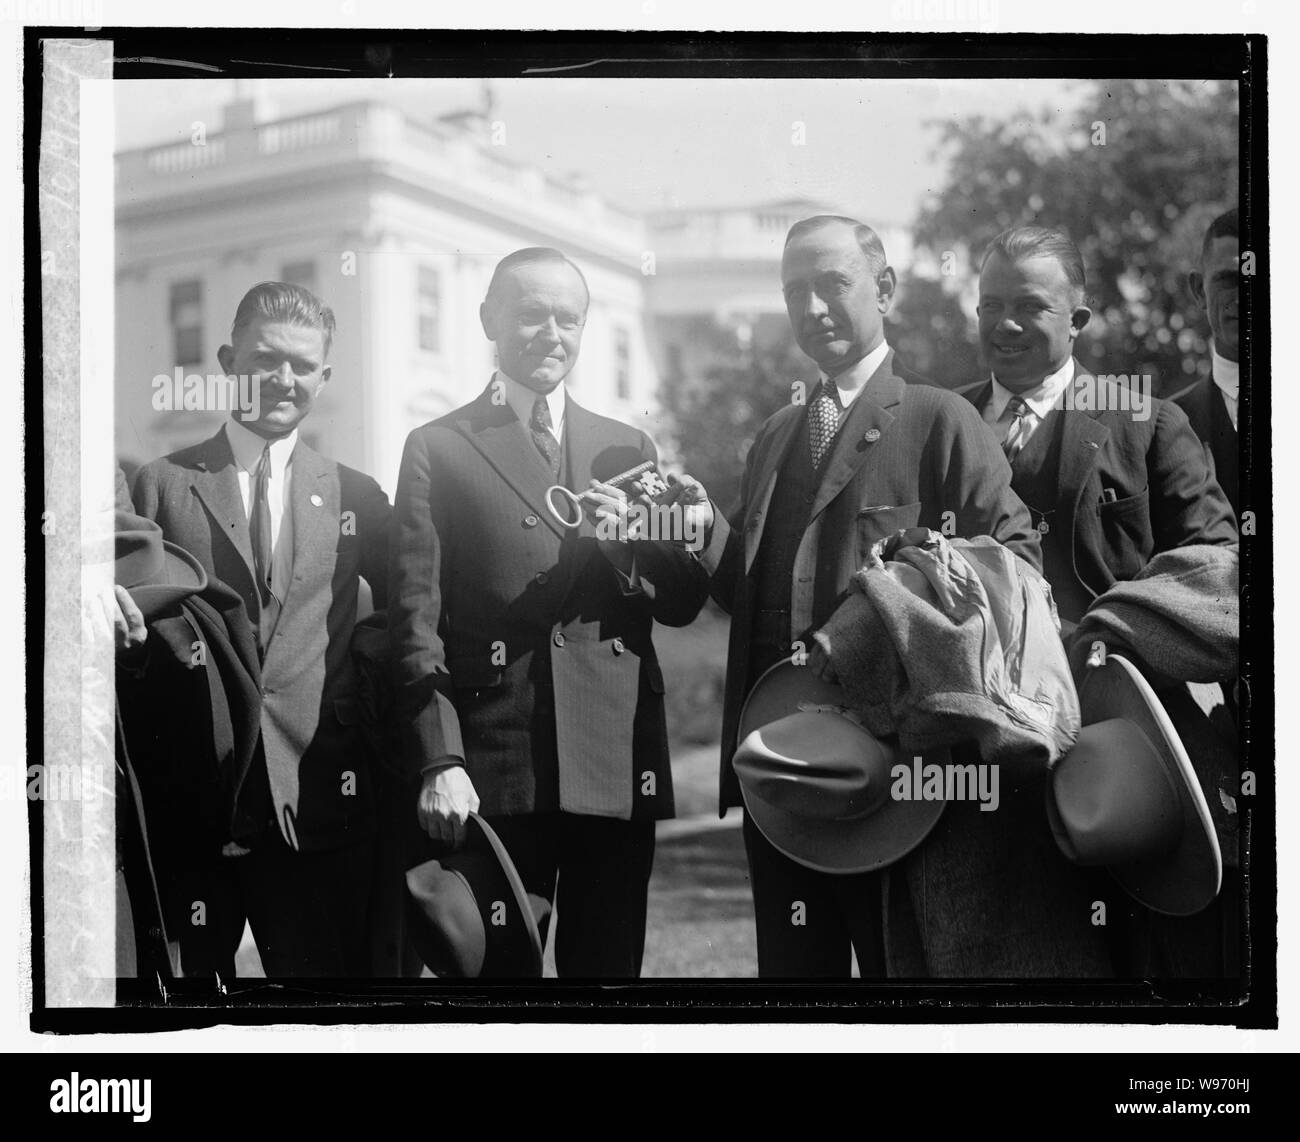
[666,215,1050,978]
[132,281,391,978]
[1177,208,1241,516]
[961,226,1238,631]
[961,226,1240,977]
[389,247,709,978]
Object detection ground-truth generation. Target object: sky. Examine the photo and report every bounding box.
[114,76,1083,226]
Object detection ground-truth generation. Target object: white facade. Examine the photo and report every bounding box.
[115,98,662,494]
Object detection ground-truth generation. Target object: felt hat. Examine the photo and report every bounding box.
[1046,651,1221,916]
[733,657,946,875]
[114,510,208,620]
[405,812,550,977]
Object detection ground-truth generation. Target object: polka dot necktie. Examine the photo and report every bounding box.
[807,379,845,470]
[1000,396,1031,462]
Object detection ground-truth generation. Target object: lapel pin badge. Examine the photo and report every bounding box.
[310,493,324,507]
[863,428,881,443]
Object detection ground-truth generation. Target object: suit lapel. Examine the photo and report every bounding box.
[277,441,337,624]
[189,428,256,585]
[455,386,567,540]
[962,379,995,416]
[742,403,804,573]
[809,353,904,523]
[1054,362,1111,585]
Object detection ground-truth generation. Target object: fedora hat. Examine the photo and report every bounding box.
[114,510,208,621]
[733,657,946,875]
[405,812,550,978]
[1045,650,1221,917]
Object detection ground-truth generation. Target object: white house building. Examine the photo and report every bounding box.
[115,90,660,493]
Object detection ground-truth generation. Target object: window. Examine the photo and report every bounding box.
[281,259,317,294]
[614,327,631,400]
[170,280,203,367]
[417,265,441,352]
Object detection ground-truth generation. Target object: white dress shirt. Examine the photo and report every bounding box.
[495,371,567,443]
[1211,343,1239,431]
[224,418,296,601]
[819,339,892,409]
[982,356,1076,452]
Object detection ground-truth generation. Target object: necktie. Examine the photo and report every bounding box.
[531,395,561,477]
[250,443,280,650]
[1000,396,1031,462]
[807,380,844,469]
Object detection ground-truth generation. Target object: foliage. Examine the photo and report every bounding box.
[908,79,1239,393]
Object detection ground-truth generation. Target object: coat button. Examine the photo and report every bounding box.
[553,632,566,648]
[863,428,881,443]
[523,514,539,528]
[310,493,324,507]
[534,571,549,585]
[612,638,625,655]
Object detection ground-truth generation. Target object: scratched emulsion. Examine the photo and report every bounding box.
[40,40,115,1009]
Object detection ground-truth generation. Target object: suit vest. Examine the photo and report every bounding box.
[1005,407,1091,624]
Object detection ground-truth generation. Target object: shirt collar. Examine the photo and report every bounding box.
[224,417,297,476]
[495,371,567,435]
[820,340,891,408]
[987,356,1076,422]
[1211,343,1239,401]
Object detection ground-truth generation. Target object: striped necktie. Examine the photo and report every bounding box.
[530,395,561,477]
[1000,396,1031,462]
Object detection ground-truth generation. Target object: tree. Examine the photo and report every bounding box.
[657,315,809,514]
[909,79,1239,395]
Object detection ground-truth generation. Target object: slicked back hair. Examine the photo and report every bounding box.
[1201,207,1239,264]
[484,247,590,310]
[784,215,889,277]
[981,226,1088,303]
[230,281,336,359]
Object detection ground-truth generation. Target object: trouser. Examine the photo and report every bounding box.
[484,812,657,978]
[742,812,886,979]
[176,830,376,980]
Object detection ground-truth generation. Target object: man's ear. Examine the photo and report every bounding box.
[1069,304,1092,337]
[217,344,235,374]
[876,266,898,312]
[1188,269,1207,311]
[479,300,495,341]
[320,363,332,386]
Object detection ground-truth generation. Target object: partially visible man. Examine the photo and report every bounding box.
[1178,207,1242,516]
[666,215,1062,978]
[389,248,708,978]
[962,226,1240,977]
[132,282,391,978]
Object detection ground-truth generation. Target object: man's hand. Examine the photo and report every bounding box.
[807,629,839,684]
[111,585,148,652]
[656,474,715,547]
[417,766,480,848]
[580,479,640,538]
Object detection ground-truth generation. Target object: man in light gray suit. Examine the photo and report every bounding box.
[133,282,391,978]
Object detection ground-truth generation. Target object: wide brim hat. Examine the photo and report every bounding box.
[404,812,548,978]
[733,657,946,875]
[1046,651,1221,917]
[114,510,208,620]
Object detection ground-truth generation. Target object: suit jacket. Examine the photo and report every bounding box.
[959,362,1238,626]
[1173,375,1240,517]
[702,348,1042,813]
[132,426,392,852]
[389,384,709,821]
